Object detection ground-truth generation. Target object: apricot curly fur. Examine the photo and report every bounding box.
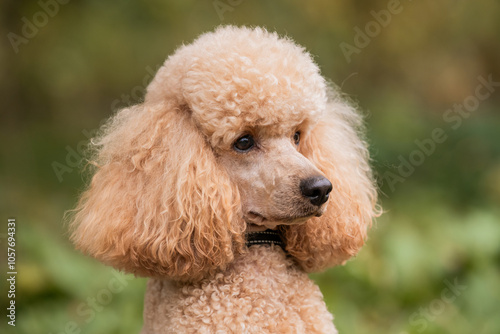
[70,102,245,281]
[69,25,380,333]
[284,89,380,272]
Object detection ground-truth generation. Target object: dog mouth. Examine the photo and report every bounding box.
[247,211,267,225]
[246,209,323,228]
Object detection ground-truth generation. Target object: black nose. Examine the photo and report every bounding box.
[300,176,333,206]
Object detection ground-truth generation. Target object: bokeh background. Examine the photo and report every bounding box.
[1,1,499,333]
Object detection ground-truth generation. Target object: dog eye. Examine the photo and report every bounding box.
[293,131,301,145]
[233,135,255,152]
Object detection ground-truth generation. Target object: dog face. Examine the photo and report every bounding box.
[70,26,378,281]
[216,129,332,229]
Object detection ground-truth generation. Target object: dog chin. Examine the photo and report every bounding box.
[245,210,320,230]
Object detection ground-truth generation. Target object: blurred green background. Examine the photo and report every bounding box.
[1,1,499,333]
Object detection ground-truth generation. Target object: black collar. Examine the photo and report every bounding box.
[245,229,286,252]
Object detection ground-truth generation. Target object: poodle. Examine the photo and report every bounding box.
[70,26,379,333]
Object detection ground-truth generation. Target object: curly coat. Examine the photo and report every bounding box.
[70,26,379,333]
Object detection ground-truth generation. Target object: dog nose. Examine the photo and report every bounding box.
[300,176,333,206]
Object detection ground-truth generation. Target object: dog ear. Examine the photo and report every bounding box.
[284,94,379,272]
[69,102,244,281]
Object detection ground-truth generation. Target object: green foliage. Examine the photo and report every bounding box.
[1,0,499,333]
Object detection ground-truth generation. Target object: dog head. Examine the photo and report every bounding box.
[70,26,379,281]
